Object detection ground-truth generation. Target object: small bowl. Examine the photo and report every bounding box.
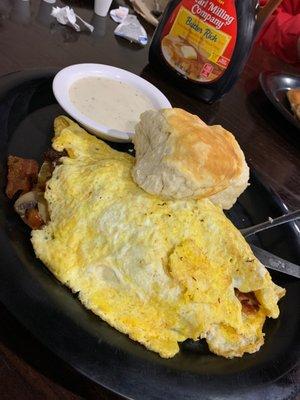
[53,63,172,142]
[259,71,300,130]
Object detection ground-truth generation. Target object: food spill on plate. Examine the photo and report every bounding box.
[287,88,300,120]
[69,76,155,131]
[6,111,285,359]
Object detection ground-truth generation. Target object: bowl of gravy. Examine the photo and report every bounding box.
[53,64,172,142]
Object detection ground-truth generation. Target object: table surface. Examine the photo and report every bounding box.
[0,1,299,399]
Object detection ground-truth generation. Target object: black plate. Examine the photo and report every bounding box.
[259,71,300,130]
[0,70,299,400]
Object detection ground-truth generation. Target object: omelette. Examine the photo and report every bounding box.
[30,116,285,359]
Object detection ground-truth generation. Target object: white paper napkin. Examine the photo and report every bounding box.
[110,6,129,23]
[51,6,94,32]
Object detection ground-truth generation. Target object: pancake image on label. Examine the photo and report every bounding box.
[31,116,285,359]
[161,34,226,82]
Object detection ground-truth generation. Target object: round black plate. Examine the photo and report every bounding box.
[259,71,300,131]
[0,70,299,400]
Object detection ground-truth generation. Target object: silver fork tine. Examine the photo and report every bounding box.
[241,209,300,237]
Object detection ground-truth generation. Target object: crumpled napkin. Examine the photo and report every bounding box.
[114,15,147,46]
[110,6,129,23]
[51,6,94,32]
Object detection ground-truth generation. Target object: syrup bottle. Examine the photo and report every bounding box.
[149,0,282,103]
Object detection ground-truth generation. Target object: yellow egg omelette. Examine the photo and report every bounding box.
[31,116,285,359]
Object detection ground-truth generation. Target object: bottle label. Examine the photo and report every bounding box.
[160,0,237,82]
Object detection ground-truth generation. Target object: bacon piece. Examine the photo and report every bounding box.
[6,155,39,199]
[235,289,259,315]
[25,208,44,230]
[44,149,67,165]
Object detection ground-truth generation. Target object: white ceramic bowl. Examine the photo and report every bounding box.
[53,64,172,142]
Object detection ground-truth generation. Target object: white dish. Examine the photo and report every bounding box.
[52,64,172,142]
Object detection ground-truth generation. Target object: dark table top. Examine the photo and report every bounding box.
[0,1,299,399]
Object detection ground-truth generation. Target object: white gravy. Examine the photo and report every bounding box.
[69,76,155,131]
